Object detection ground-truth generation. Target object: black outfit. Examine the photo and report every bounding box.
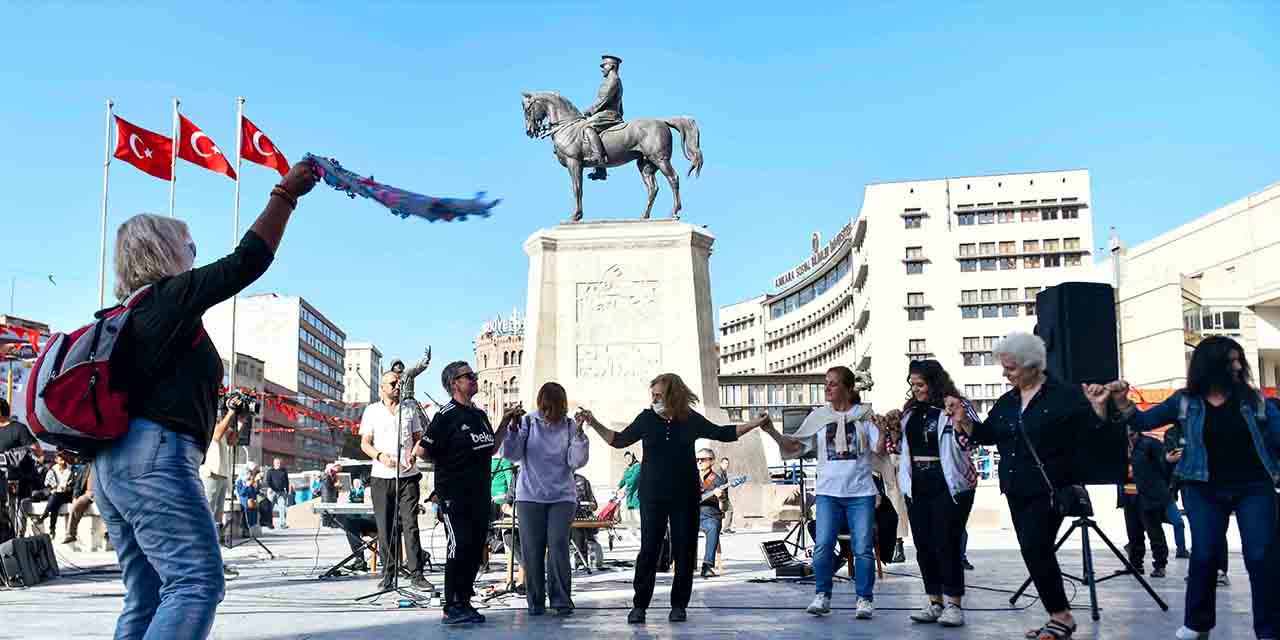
[264,468,290,498]
[369,473,423,576]
[42,467,74,537]
[903,404,974,598]
[421,400,497,609]
[1117,434,1170,571]
[1203,400,1270,484]
[609,409,738,610]
[0,421,38,541]
[968,375,1112,613]
[572,473,599,567]
[113,230,274,453]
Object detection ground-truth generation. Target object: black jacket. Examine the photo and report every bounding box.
[1117,434,1172,510]
[969,375,1104,498]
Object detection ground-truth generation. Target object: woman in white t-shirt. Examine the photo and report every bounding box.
[759,366,884,621]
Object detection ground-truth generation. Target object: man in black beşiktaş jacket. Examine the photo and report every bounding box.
[1117,430,1171,577]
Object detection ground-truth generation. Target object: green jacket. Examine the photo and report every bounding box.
[491,459,514,504]
[618,462,641,510]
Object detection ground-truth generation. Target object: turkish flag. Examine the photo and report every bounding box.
[240,116,289,177]
[113,116,173,181]
[178,115,237,180]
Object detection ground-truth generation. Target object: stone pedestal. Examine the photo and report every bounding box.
[521,220,770,500]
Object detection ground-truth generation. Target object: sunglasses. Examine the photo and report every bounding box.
[454,372,478,382]
[697,457,713,462]
[383,380,400,388]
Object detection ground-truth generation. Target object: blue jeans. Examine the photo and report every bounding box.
[93,418,225,640]
[814,494,876,599]
[1165,500,1186,552]
[699,513,722,567]
[1181,481,1279,638]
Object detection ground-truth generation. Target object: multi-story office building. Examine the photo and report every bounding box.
[343,342,383,405]
[1116,180,1280,389]
[205,294,348,469]
[474,309,525,417]
[719,170,1098,415]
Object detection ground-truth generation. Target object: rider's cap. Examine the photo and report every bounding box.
[601,54,622,67]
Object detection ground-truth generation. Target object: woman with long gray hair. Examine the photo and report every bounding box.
[950,332,1113,640]
[94,163,317,639]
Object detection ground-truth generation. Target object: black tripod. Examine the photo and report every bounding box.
[356,371,431,605]
[222,416,274,559]
[780,462,813,560]
[1009,515,1167,621]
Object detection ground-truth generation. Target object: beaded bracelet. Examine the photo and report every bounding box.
[270,185,298,209]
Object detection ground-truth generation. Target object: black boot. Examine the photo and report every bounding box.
[589,167,608,181]
[701,563,717,578]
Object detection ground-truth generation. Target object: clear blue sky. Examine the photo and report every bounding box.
[2,3,1276,394]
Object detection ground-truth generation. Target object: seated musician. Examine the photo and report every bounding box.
[573,472,604,570]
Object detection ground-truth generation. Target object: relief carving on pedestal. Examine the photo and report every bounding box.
[575,264,658,322]
[576,343,661,379]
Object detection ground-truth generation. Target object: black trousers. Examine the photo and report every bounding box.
[370,475,424,575]
[906,469,975,598]
[439,492,491,607]
[1123,502,1169,570]
[634,498,699,609]
[43,490,72,534]
[1008,493,1069,613]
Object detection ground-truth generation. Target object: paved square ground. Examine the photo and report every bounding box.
[0,522,1264,639]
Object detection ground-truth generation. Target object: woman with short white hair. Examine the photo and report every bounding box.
[93,163,317,639]
[947,331,1114,640]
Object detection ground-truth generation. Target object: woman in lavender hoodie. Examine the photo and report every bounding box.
[501,382,590,616]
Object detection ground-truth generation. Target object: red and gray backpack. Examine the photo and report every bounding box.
[25,286,151,454]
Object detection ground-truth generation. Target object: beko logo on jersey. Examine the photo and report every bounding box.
[469,429,495,445]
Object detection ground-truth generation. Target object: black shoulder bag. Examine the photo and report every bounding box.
[1015,412,1093,518]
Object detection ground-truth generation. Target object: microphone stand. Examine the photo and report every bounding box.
[356,348,431,605]
[224,413,274,558]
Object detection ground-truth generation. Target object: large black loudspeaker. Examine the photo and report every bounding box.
[0,534,59,587]
[1034,282,1127,486]
[1034,282,1119,385]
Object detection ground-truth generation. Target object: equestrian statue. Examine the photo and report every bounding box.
[521,54,704,221]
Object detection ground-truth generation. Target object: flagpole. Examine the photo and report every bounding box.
[98,98,114,309]
[169,97,180,217]
[230,97,244,394]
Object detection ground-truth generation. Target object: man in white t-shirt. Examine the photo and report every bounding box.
[199,401,241,580]
[359,370,432,592]
[760,366,883,620]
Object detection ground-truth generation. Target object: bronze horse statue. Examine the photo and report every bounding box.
[521,91,703,221]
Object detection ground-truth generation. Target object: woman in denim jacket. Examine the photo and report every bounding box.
[1110,336,1280,640]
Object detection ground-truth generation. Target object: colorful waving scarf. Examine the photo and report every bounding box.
[304,153,499,222]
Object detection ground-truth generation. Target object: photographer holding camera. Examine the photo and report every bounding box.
[200,395,245,580]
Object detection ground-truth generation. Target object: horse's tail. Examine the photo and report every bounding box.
[665,117,703,178]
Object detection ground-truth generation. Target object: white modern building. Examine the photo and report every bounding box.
[343,342,383,405]
[719,169,1100,415]
[205,294,349,466]
[1115,180,1280,389]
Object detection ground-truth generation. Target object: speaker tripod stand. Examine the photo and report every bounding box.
[222,419,274,559]
[1009,515,1167,621]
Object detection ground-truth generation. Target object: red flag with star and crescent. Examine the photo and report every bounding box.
[178,115,236,179]
[112,116,173,181]
[239,116,289,177]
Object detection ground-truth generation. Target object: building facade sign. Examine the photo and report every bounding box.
[772,221,853,290]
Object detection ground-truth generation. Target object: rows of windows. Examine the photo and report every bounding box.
[961,336,1002,366]
[959,252,1082,272]
[300,351,341,383]
[774,331,855,373]
[955,200,1082,226]
[721,382,822,408]
[502,350,523,366]
[959,237,1082,257]
[769,255,852,319]
[767,295,853,349]
[300,329,344,366]
[958,287,1040,319]
[301,307,343,347]
[721,316,758,336]
[299,371,342,400]
[964,383,1012,399]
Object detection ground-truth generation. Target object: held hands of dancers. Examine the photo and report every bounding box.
[943,396,972,433]
[500,405,527,432]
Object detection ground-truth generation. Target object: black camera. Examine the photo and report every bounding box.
[224,390,261,416]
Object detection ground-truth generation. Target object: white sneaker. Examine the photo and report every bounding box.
[909,602,943,623]
[939,604,965,627]
[805,593,831,616]
[1216,571,1230,586]
[854,598,874,619]
[1175,626,1209,639]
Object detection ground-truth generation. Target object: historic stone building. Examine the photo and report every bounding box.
[474,309,525,417]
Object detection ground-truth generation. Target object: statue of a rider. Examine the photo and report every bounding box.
[582,54,624,181]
